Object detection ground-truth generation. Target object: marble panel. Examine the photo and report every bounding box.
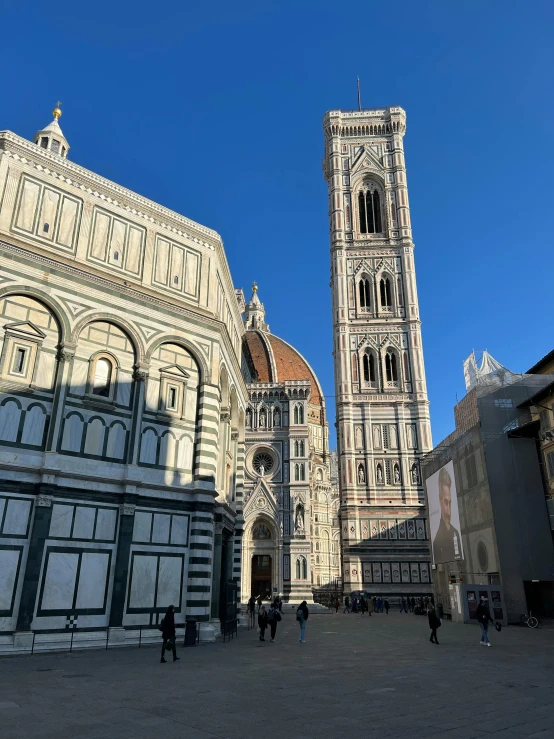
[154,239,170,285]
[69,359,88,396]
[0,549,20,610]
[170,515,188,546]
[133,512,152,543]
[3,499,31,536]
[176,434,193,471]
[109,219,126,266]
[75,552,109,609]
[91,211,110,260]
[106,423,126,460]
[61,413,84,452]
[116,371,132,407]
[129,555,157,609]
[185,251,199,296]
[21,405,47,446]
[152,514,170,545]
[84,418,105,456]
[73,507,95,540]
[155,556,182,608]
[170,246,184,290]
[159,433,176,469]
[0,400,21,442]
[49,504,74,538]
[57,197,79,247]
[39,189,60,240]
[126,227,143,274]
[139,428,158,464]
[145,378,159,411]
[95,508,117,541]
[15,179,40,232]
[34,352,56,390]
[41,552,78,611]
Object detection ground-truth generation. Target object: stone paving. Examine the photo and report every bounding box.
[1,610,554,739]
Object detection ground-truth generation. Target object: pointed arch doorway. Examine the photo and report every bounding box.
[251,554,272,600]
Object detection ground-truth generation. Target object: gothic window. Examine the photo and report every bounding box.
[294,405,298,424]
[380,277,392,308]
[300,463,305,481]
[352,353,359,383]
[385,351,398,382]
[363,352,376,382]
[359,278,371,308]
[294,463,300,481]
[296,557,307,579]
[299,440,305,456]
[303,558,307,579]
[294,440,299,456]
[293,404,304,424]
[358,188,382,234]
[296,558,301,579]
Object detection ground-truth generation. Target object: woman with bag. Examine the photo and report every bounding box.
[428,604,441,645]
[160,604,180,663]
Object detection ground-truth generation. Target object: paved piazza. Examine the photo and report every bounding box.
[1,612,553,739]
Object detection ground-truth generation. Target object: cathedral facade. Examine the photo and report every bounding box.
[323,107,433,596]
[238,287,340,604]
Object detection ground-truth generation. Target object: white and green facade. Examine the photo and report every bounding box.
[0,112,247,652]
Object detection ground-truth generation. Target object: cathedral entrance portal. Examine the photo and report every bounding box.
[251,555,272,599]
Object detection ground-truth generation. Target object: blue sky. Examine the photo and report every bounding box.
[3,1,553,447]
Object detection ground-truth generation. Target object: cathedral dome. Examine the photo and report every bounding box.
[244,330,323,407]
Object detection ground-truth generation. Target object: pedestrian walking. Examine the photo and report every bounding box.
[256,594,262,613]
[267,603,282,642]
[377,596,382,613]
[335,597,340,613]
[410,597,416,612]
[248,596,255,615]
[343,596,350,613]
[367,597,374,617]
[258,605,268,641]
[428,605,441,645]
[296,600,309,642]
[476,596,494,646]
[384,599,389,615]
[160,604,179,663]
[400,597,407,613]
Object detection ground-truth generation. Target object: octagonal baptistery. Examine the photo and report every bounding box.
[239,286,340,606]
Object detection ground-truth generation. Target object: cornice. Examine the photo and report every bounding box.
[0,132,220,251]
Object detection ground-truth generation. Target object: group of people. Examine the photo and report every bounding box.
[255,596,310,643]
[248,594,283,615]
[427,594,496,646]
[342,595,390,615]
[400,595,434,613]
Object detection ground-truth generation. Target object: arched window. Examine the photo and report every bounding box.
[296,558,301,579]
[294,463,300,481]
[358,278,371,308]
[92,357,113,397]
[294,440,299,456]
[358,188,382,234]
[300,463,305,481]
[295,404,304,424]
[299,440,304,456]
[294,405,299,424]
[316,542,320,551]
[302,558,307,579]
[316,555,320,564]
[380,277,392,308]
[385,351,398,382]
[363,352,376,382]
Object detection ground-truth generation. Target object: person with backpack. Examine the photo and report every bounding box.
[476,596,494,646]
[428,604,441,645]
[258,605,268,641]
[296,601,309,642]
[160,604,180,663]
[267,603,282,642]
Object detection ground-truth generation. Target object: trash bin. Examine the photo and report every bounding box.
[437,603,444,619]
[184,619,197,647]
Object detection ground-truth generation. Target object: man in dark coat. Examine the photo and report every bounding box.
[258,606,268,641]
[476,596,494,646]
[428,605,441,644]
[160,605,179,663]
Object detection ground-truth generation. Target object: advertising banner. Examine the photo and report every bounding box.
[426,460,464,564]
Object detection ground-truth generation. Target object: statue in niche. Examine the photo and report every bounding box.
[273,408,281,427]
[253,522,272,540]
[411,464,420,485]
[358,464,365,484]
[258,464,265,477]
[259,409,266,428]
[376,464,383,484]
[394,464,400,484]
[246,409,252,428]
[294,503,305,532]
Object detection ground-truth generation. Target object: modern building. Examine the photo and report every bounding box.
[322,107,433,596]
[0,106,248,652]
[421,351,554,623]
[238,286,340,604]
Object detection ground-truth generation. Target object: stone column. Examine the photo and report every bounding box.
[194,382,220,485]
[15,493,54,634]
[45,344,75,452]
[108,501,136,639]
[210,521,223,620]
[126,365,149,465]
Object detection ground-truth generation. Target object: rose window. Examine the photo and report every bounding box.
[253,451,274,475]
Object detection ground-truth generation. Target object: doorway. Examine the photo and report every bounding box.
[251,554,272,599]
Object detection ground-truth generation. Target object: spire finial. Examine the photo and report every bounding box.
[252,281,258,294]
[357,78,361,112]
[52,101,62,120]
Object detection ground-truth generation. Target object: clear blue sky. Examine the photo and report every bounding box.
[3,1,553,447]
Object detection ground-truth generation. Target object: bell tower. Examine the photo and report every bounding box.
[323,106,433,596]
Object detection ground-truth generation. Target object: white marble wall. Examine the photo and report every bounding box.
[0,493,34,632]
